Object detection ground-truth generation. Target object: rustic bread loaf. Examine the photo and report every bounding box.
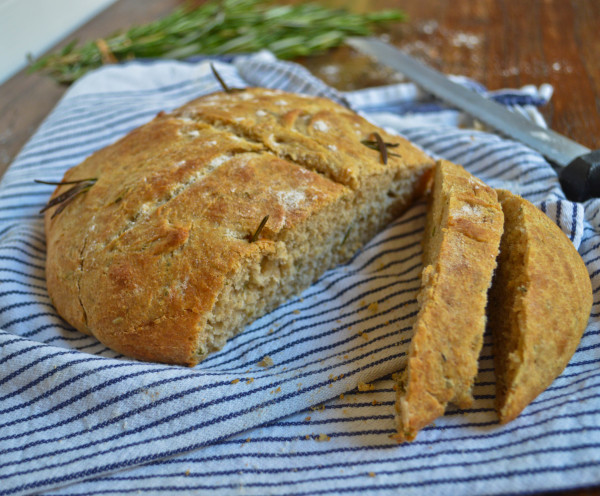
[488,189,592,423]
[393,159,504,442]
[44,88,434,366]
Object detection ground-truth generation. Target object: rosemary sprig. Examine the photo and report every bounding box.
[361,132,402,164]
[28,0,405,84]
[249,215,269,243]
[36,178,97,218]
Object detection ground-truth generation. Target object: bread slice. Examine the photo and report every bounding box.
[488,190,592,423]
[44,88,434,366]
[393,160,504,442]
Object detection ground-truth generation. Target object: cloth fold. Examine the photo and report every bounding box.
[0,51,598,496]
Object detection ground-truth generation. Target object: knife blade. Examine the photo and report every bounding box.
[346,36,600,202]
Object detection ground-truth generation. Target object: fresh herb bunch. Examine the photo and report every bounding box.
[28,0,405,84]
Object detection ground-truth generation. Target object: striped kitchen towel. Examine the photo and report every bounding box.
[0,50,598,496]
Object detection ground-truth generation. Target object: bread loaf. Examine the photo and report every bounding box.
[43,88,434,366]
[394,160,504,442]
[488,189,592,423]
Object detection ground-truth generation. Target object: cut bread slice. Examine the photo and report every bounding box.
[393,160,504,442]
[488,189,592,423]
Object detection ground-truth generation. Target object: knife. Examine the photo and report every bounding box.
[347,36,600,202]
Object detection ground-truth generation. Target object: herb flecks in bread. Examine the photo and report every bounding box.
[43,88,433,366]
[393,160,504,443]
[488,189,592,424]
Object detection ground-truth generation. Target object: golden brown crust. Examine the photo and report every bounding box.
[44,88,433,366]
[489,189,592,424]
[394,160,504,442]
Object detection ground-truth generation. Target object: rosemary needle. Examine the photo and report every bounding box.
[37,177,97,218]
[341,226,353,246]
[35,178,97,186]
[49,183,94,219]
[210,63,232,92]
[250,215,269,243]
[210,63,243,93]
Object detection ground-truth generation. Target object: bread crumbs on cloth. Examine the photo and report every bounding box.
[257,356,274,368]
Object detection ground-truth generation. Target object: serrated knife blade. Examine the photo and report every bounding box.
[346,36,600,202]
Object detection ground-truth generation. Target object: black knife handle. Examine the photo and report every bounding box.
[558,150,600,202]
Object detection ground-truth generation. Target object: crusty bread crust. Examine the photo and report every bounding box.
[394,160,504,442]
[44,88,433,366]
[489,189,592,423]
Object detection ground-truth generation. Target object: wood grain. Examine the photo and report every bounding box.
[1,0,599,180]
[303,0,600,152]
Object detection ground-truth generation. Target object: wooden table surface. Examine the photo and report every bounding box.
[0,0,598,493]
[1,0,600,180]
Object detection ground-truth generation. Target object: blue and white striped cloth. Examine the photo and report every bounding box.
[1,50,598,496]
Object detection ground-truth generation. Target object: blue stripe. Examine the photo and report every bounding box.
[0,349,83,387]
[1,334,404,440]
[2,231,46,248]
[134,425,600,467]
[0,213,44,223]
[4,384,599,483]
[78,443,600,492]
[571,202,578,241]
[0,255,44,271]
[0,364,164,421]
[0,300,55,316]
[16,111,142,158]
[0,245,46,261]
[18,459,600,495]
[1,310,62,327]
[93,442,600,484]
[0,350,405,476]
[43,333,94,344]
[21,322,78,338]
[0,189,59,203]
[20,75,215,132]
[0,279,47,291]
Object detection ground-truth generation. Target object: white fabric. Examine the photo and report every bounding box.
[0,51,598,496]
